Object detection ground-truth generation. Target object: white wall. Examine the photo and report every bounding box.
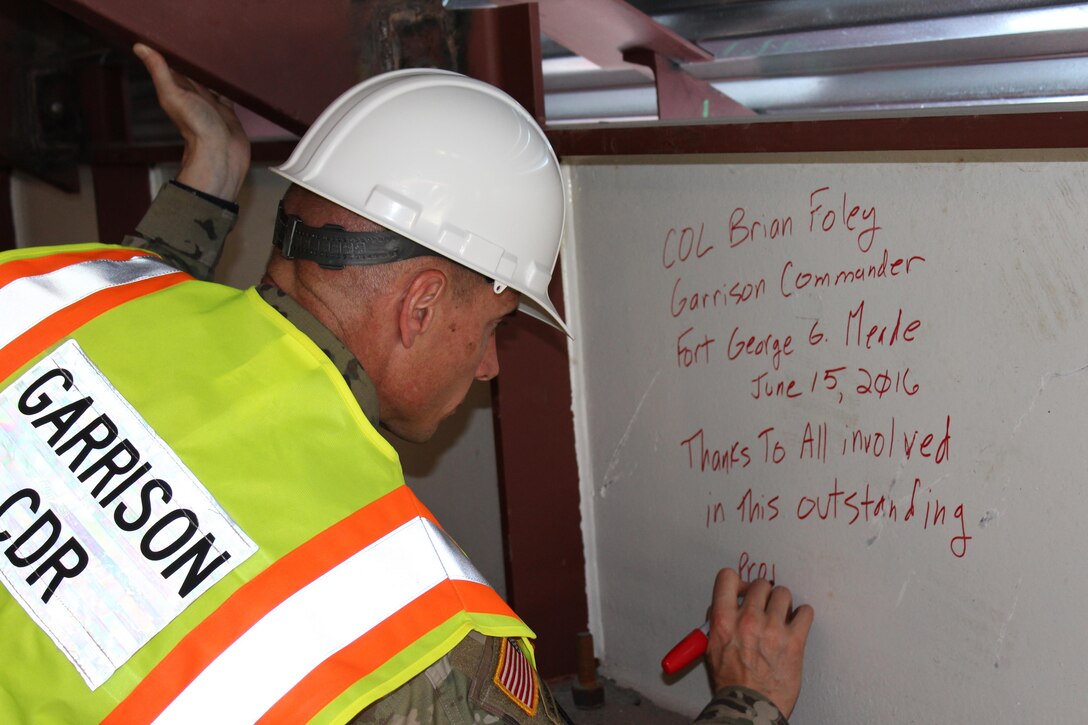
[10,164,507,597]
[565,150,1088,721]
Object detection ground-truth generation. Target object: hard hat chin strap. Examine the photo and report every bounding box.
[272,202,436,270]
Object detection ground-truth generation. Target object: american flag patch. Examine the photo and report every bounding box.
[493,637,538,716]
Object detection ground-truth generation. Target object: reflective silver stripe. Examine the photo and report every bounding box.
[0,256,179,349]
[154,516,489,724]
[425,515,489,586]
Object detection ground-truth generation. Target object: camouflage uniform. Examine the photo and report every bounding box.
[694,687,788,724]
[125,182,790,725]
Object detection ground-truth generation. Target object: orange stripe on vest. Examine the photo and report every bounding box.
[0,247,151,288]
[260,579,517,723]
[0,272,188,384]
[104,486,442,724]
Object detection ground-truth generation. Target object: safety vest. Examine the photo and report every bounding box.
[0,244,535,724]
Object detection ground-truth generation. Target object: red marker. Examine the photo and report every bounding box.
[661,621,709,675]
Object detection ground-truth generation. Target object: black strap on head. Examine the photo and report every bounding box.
[272,202,437,270]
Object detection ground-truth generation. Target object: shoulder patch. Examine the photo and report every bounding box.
[493,637,539,717]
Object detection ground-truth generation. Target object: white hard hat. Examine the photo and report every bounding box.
[273,68,568,335]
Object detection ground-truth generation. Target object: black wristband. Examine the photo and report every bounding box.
[169,180,240,214]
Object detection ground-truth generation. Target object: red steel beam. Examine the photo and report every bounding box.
[548,110,1088,157]
[623,47,754,119]
[493,0,709,73]
[491,1,749,117]
[42,0,358,135]
[461,4,545,124]
[464,4,588,680]
[90,164,150,244]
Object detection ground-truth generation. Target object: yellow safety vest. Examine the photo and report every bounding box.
[0,244,534,724]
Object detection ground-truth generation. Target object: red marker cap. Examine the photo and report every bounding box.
[661,623,709,675]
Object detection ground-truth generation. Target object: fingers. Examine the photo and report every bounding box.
[133,43,211,110]
[740,577,772,611]
[131,43,251,200]
[711,569,788,620]
[712,567,743,614]
[723,571,796,623]
[132,43,160,72]
[712,569,811,654]
[708,568,746,638]
[704,569,813,717]
[789,602,815,640]
[133,43,193,120]
[133,43,178,96]
[132,43,238,124]
[765,583,793,621]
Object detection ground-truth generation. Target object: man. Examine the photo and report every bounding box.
[0,43,812,723]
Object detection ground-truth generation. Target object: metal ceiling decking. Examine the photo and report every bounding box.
[530,0,1088,122]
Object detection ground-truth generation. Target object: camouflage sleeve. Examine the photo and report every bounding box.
[121,181,237,281]
[348,633,565,725]
[693,686,789,725]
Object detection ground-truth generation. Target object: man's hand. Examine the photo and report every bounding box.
[705,568,814,718]
[133,43,250,201]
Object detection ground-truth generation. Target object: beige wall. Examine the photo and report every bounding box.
[12,166,100,246]
[10,164,508,597]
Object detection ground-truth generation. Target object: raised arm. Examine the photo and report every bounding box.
[123,44,251,280]
[133,43,249,200]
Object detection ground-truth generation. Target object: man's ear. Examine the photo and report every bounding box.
[397,268,448,348]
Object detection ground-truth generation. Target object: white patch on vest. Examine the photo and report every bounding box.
[0,339,257,690]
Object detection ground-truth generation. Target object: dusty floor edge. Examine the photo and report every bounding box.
[549,675,691,724]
